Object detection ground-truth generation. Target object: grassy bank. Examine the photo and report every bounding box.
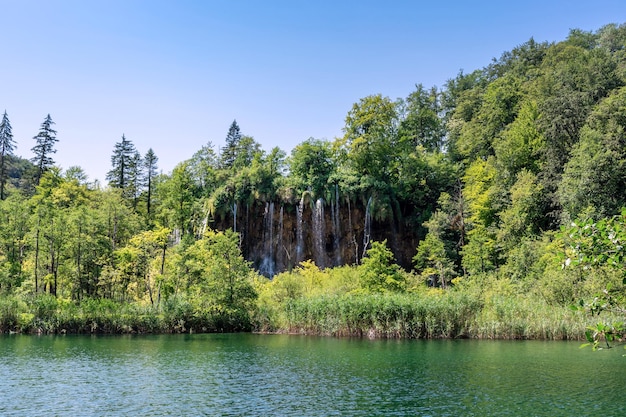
[0,294,253,334]
[0,291,621,340]
[254,291,618,340]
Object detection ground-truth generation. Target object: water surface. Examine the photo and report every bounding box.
[1,334,623,416]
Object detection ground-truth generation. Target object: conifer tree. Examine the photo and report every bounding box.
[128,150,143,207]
[0,110,16,199]
[220,120,242,169]
[30,114,58,185]
[143,148,158,216]
[106,134,138,198]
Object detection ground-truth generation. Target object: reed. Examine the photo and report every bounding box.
[281,292,483,338]
[0,294,256,334]
[271,291,616,340]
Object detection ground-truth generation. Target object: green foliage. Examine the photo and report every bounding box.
[561,209,626,350]
[30,114,58,185]
[559,87,626,220]
[220,120,242,169]
[0,111,16,200]
[359,240,406,293]
[562,208,626,275]
[281,291,482,338]
[456,74,523,160]
[288,138,335,198]
[493,100,544,181]
[398,84,444,151]
[582,322,625,351]
[3,22,626,341]
[339,94,399,181]
[497,170,544,250]
[106,134,142,202]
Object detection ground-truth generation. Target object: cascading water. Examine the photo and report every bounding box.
[362,196,373,260]
[333,184,342,265]
[278,205,284,270]
[296,195,305,263]
[233,202,237,233]
[312,198,325,268]
[347,198,358,264]
[330,198,336,263]
[259,202,275,277]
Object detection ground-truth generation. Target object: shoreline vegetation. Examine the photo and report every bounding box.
[0,280,622,340]
[1,24,626,344]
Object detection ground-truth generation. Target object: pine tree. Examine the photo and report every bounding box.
[128,150,143,207]
[31,114,58,185]
[220,120,242,169]
[106,134,138,197]
[143,148,158,217]
[0,110,16,199]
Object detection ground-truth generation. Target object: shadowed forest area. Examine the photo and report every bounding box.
[0,24,625,345]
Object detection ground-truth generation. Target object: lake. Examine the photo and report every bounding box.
[0,334,623,416]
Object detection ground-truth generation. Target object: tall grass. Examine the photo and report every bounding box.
[266,291,617,340]
[279,292,482,338]
[0,294,255,334]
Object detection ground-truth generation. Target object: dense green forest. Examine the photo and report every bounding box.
[0,24,625,345]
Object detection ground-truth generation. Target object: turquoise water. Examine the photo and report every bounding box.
[0,334,623,416]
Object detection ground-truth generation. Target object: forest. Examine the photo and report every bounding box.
[0,24,625,345]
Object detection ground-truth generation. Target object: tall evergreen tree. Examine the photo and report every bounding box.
[0,110,16,199]
[220,120,242,169]
[128,150,143,208]
[143,148,158,217]
[106,134,138,198]
[30,114,58,185]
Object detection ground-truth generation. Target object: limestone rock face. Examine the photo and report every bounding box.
[212,196,419,277]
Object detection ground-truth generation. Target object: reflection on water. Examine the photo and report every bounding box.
[0,334,623,416]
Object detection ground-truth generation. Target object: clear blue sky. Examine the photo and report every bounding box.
[3,0,625,182]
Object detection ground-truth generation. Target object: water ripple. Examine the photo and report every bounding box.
[0,336,623,416]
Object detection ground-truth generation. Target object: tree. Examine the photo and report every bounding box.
[143,148,159,218]
[159,161,200,237]
[220,120,242,169]
[106,134,138,200]
[289,138,334,198]
[493,100,544,184]
[536,43,620,222]
[454,74,523,161]
[0,193,29,291]
[128,150,143,208]
[398,84,445,151]
[558,87,626,221]
[414,209,458,288]
[182,229,257,329]
[232,135,262,170]
[188,142,218,194]
[562,209,626,350]
[339,94,399,181]
[114,226,170,305]
[30,168,67,296]
[0,111,16,200]
[31,114,58,185]
[359,240,405,293]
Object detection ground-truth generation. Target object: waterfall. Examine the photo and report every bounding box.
[313,198,325,268]
[333,184,342,265]
[260,202,275,277]
[232,202,237,233]
[200,212,209,237]
[278,205,284,270]
[330,197,336,264]
[347,198,357,264]
[362,196,373,260]
[296,195,305,263]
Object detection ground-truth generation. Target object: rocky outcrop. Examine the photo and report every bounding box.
[212,194,420,276]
